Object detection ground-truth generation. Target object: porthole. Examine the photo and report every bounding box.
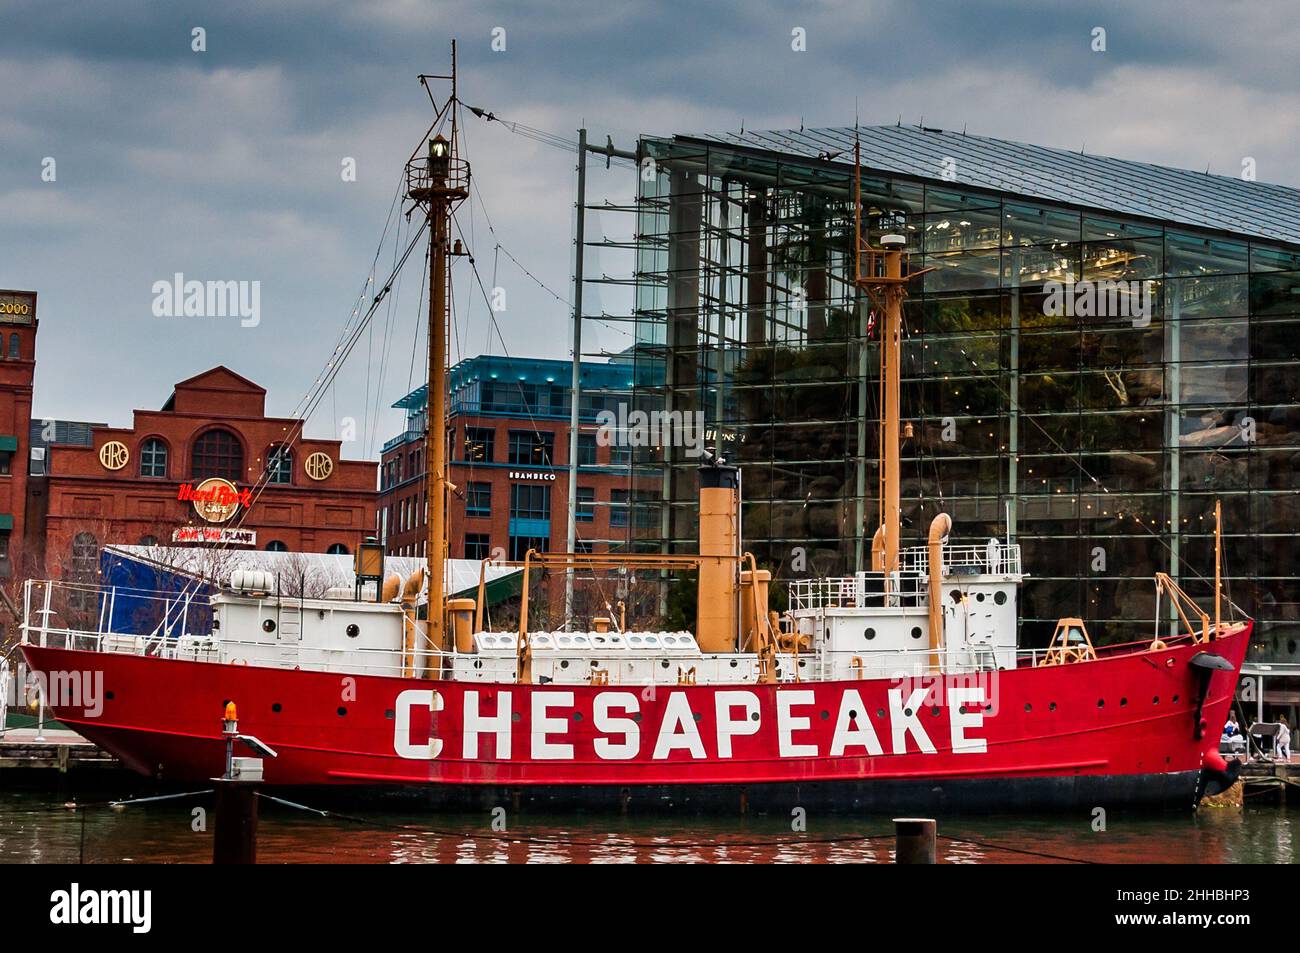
[904,708,914,717]
[560,660,569,669]
[1153,696,1159,705]
[994,591,1007,606]
[1024,703,1031,712]
[750,711,760,722]
[1097,699,1105,708]
[473,659,483,670]
[949,590,962,604]
[271,702,282,713]
[661,660,670,669]
[976,592,986,602]
[820,710,830,720]
[384,709,394,720]
[573,712,583,722]
[337,706,347,716]
[864,627,876,641]
[633,713,643,723]
[692,712,702,722]
[1172,694,1179,704]
[930,706,940,717]
[346,623,360,638]
[910,626,922,640]
[105,691,115,701]
[262,619,276,633]
[877,709,885,719]
[1120,697,1128,707]
[729,659,739,668]
[511,711,522,722]
[1049,702,1057,711]
[590,660,600,668]
[849,710,859,720]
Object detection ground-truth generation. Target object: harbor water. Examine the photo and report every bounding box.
[1,789,1294,864]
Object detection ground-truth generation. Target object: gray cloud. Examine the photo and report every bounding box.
[2,0,1296,457]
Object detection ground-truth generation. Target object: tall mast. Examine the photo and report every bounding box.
[853,140,916,589]
[407,43,468,676]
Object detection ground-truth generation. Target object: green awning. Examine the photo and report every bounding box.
[0,436,16,452]
[0,514,13,530]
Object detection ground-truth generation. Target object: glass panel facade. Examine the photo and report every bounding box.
[631,136,1300,658]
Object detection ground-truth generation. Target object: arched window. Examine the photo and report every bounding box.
[191,429,243,482]
[326,543,349,555]
[71,532,98,576]
[139,438,168,478]
[265,540,288,552]
[8,334,19,359]
[266,445,292,484]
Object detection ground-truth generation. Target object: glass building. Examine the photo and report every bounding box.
[625,124,1300,685]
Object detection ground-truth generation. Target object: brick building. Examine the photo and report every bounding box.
[0,290,38,578]
[36,366,377,577]
[380,355,631,562]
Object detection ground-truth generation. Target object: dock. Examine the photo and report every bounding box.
[0,727,124,774]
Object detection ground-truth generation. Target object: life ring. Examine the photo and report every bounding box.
[231,658,248,666]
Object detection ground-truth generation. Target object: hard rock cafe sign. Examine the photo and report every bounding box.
[177,477,252,523]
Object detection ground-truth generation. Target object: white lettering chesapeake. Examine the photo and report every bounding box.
[531,691,574,759]
[593,691,640,760]
[888,686,936,754]
[948,686,988,753]
[714,690,760,757]
[777,689,818,757]
[652,691,706,759]
[462,690,512,759]
[393,689,443,759]
[829,689,883,756]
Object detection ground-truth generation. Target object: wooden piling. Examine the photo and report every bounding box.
[893,817,937,864]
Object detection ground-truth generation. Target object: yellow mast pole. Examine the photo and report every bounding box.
[1214,498,1221,639]
[881,244,903,584]
[425,148,449,671]
[406,43,468,678]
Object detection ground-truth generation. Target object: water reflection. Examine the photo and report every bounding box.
[0,791,1293,864]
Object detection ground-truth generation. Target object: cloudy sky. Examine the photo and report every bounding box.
[2,0,1297,459]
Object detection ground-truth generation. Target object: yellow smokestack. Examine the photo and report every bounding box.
[696,460,740,652]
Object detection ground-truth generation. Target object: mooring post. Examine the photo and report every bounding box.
[211,701,273,864]
[213,779,259,864]
[893,817,937,864]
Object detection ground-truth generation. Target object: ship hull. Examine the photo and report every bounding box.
[21,625,1248,813]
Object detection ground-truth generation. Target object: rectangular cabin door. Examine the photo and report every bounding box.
[277,604,302,668]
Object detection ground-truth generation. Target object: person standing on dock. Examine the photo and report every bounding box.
[1278,716,1292,761]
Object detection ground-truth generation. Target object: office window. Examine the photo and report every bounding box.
[510,483,551,521]
[509,535,548,561]
[464,427,495,463]
[191,429,243,482]
[266,445,292,484]
[576,487,595,522]
[265,540,288,552]
[139,438,168,478]
[0,451,11,476]
[466,482,491,517]
[8,334,18,359]
[577,433,598,466]
[508,430,554,466]
[610,488,629,527]
[465,533,491,561]
[608,444,632,467]
[326,543,349,555]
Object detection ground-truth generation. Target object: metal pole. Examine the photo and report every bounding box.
[564,127,588,629]
[893,817,936,864]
